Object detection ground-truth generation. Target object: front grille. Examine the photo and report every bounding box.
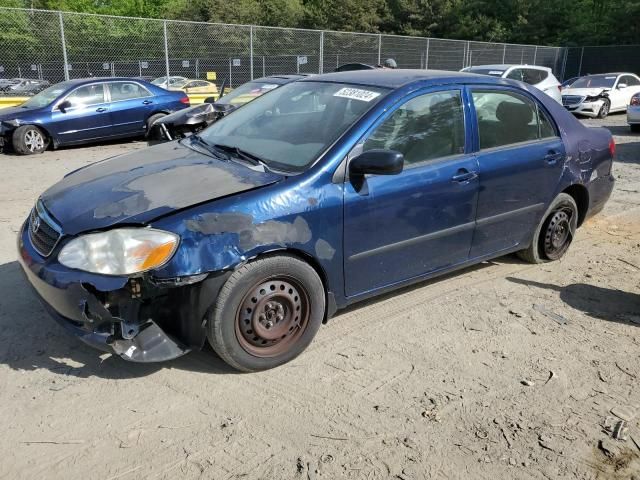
[28,203,62,257]
[562,95,584,106]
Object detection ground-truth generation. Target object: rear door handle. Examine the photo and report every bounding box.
[545,151,563,165]
[451,169,478,183]
[142,100,153,105]
[96,107,108,112]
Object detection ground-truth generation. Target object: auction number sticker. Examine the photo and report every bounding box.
[334,87,381,102]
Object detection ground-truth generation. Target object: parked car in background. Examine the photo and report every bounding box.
[152,74,308,141]
[151,76,188,89]
[560,77,578,90]
[169,79,218,96]
[18,70,614,371]
[0,78,21,91]
[461,65,562,103]
[5,78,50,95]
[0,77,189,154]
[561,73,640,118]
[628,92,640,132]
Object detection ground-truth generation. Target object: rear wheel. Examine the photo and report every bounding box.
[597,99,610,119]
[12,125,48,155]
[207,254,325,372]
[146,113,166,141]
[517,193,578,264]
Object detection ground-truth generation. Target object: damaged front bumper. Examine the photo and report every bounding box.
[17,221,229,363]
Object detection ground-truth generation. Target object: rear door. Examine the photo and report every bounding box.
[49,82,112,144]
[469,88,564,258]
[106,81,155,135]
[343,88,479,296]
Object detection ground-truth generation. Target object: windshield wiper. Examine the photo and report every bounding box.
[188,134,230,160]
[212,144,271,170]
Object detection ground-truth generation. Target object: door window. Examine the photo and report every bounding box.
[506,69,524,82]
[522,69,547,85]
[362,90,465,165]
[472,91,549,149]
[109,82,151,101]
[65,84,106,107]
[621,75,640,87]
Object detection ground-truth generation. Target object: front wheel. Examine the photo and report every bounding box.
[207,254,326,372]
[517,193,578,264]
[12,125,49,155]
[597,99,610,119]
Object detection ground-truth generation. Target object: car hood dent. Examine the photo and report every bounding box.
[562,88,609,97]
[40,141,283,235]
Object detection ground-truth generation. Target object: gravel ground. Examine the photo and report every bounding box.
[0,114,638,480]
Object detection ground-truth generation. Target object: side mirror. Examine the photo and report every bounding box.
[618,83,628,89]
[349,149,404,176]
[57,100,71,112]
[204,96,217,104]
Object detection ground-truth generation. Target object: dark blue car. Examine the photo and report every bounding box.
[0,77,189,154]
[17,70,614,371]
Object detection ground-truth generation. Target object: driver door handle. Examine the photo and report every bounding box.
[451,168,478,183]
[96,107,108,112]
[142,100,153,105]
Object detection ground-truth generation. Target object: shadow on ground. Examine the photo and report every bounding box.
[507,277,640,325]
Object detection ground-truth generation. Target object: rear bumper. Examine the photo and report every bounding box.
[628,105,640,124]
[17,220,228,362]
[585,173,614,219]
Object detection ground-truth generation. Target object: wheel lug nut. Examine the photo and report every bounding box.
[266,321,273,329]
[276,314,283,322]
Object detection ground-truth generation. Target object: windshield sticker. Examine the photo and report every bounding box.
[489,70,504,75]
[334,87,381,102]
[260,84,279,90]
[605,76,616,79]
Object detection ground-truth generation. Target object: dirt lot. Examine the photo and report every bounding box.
[0,115,638,480]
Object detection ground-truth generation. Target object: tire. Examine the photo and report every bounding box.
[517,193,578,264]
[12,125,48,155]
[631,124,640,133]
[145,113,166,140]
[207,254,326,372]
[597,99,610,119]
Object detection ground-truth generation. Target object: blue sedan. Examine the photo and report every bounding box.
[18,70,614,371]
[0,77,189,154]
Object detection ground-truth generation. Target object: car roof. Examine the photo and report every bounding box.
[300,69,502,89]
[60,77,153,87]
[467,64,551,71]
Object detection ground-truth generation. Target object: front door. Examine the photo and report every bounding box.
[468,88,565,258]
[49,83,112,144]
[343,89,479,297]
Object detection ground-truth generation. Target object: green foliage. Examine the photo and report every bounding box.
[0,0,637,45]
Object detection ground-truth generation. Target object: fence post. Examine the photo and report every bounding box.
[462,41,467,68]
[58,12,69,81]
[425,38,430,70]
[577,46,584,76]
[249,26,254,80]
[502,44,506,63]
[560,48,568,81]
[533,46,538,64]
[377,34,382,65]
[319,31,324,74]
[163,20,170,81]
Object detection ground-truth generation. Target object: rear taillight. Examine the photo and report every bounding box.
[180,96,190,105]
[609,138,616,157]
[631,94,640,106]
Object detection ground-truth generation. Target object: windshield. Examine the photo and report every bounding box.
[200,81,388,172]
[571,75,617,89]
[466,68,505,77]
[217,81,282,106]
[20,81,74,108]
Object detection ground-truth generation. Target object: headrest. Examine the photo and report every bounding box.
[496,101,533,126]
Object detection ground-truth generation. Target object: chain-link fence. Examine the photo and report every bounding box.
[563,45,640,80]
[0,7,573,95]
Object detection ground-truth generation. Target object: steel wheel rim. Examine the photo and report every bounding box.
[235,276,310,358]
[543,207,572,259]
[24,129,44,152]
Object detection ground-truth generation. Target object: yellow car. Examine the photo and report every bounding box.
[169,79,218,96]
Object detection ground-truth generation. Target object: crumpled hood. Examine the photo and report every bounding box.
[40,140,283,235]
[0,105,37,122]
[562,87,609,98]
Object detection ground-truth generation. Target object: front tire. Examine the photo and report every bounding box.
[12,125,48,155]
[207,254,325,372]
[597,99,610,119]
[517,193,578,264]
[145,113,166,141]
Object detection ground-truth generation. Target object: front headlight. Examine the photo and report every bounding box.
[58,228,179,275]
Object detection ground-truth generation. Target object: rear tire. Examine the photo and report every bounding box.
[207,254,325,372]
[631,124,640,133]
[517,193,578,264]
[597,99,610,119]
[12,125,48,155]
[146,113,166,140]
